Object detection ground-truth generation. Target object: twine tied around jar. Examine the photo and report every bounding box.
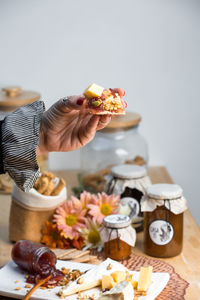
[100,214,136,254]
[107,227,121,254]
[164,199,172,231]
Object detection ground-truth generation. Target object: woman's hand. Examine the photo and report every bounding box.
[37,95,111,155]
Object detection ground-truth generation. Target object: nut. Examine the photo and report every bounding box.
[61,267,70,275]
[77,277,84,284]
[107,264,113,270]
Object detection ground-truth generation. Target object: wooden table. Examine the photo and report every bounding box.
[0,167,200,299]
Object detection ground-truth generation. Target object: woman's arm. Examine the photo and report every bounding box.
[0,94,113,191]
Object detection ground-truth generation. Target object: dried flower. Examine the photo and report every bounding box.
[88,192,120,224]
[41,221,70,249]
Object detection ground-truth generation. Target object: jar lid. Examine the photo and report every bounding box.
[103,214,131,228]
[0,86,40,111]
[111,164,147,179]
[146,183,183,200]
[100,112,141,132]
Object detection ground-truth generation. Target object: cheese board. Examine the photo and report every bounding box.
[0,260,170,300]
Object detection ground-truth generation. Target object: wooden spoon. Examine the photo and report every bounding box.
[23,274,52,300]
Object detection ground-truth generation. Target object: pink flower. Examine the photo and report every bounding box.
[53,199,87,240]
[71,191,96,213]
[87,192,120,224]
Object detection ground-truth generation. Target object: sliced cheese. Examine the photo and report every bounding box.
[84,83,104,99]
[137,266,153,292]
[59,258,128,297]
[98,281,134,300]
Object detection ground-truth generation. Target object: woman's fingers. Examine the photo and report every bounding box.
[112,88,125,98]
[96,115,111,130]
[57,95,87,113]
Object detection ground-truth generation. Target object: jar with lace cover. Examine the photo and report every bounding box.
[105,164,151,232]
[100,214,136,260]
[141,184,187,258]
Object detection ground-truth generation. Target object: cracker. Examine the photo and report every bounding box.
[51,178,66,196]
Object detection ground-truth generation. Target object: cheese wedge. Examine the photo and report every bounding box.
[102,275,116,290]
[126,274,138,289]
[111,271,127,283]
[98,281,134,300]
[59,258,128,297]
[137,266,153,292]
[84,83,104,99]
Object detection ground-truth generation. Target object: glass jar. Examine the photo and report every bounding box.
[11,240,57,276]
[142,184,187,258]
[81,112,148,193]
[0,86,48,193]
[105,164,151,232]
[100,214,136,261]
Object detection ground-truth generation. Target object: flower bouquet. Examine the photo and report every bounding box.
[41,191,120,250]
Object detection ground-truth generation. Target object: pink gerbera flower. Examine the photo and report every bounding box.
[53,199,87,240]
[87,192,120,224]
[71,191,96,213]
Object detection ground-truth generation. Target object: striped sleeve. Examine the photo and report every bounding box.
[1,101,45,192]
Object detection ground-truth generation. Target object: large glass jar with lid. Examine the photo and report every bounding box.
[0,86,48,193]
[81,112,148,193]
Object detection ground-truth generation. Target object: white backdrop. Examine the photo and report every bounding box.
[0,0,200,225]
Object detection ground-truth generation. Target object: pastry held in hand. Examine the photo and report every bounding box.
[84,83,127,115]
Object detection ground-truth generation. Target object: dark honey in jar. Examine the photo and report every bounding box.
[142,184,187,258]
[101,214,136,261]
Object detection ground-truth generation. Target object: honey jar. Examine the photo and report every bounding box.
[100,214,136,261]
[141,184,187,258]
[105,164,151,232]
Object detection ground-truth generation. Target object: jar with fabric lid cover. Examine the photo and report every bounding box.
[142,184,187,258]
[105,164,151,232]
[100,214,136,261]
[0,86,47,193]
[81,112,148,193]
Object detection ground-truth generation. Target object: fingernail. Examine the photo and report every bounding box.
[77,97,85,106]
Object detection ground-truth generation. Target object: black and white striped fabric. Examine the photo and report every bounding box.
[1,101,45,191]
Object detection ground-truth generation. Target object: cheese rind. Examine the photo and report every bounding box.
[98,281,134,300]
[137,266,153,292]
[84,83,104,99]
